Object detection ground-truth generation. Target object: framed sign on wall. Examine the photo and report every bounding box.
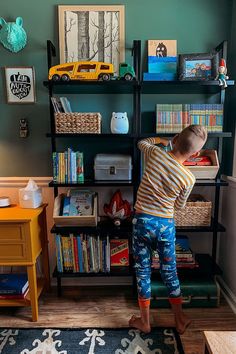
[4,66,36,104]
[58,5,125,74]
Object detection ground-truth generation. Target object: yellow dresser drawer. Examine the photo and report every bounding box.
[0,223,29,262]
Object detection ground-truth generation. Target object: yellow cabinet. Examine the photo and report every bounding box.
[0,204,50,321]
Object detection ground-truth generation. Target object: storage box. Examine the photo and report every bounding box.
[174,194,212,227]
[94,154,132,181]
[187,149,219,179]
[19,188,43,209]
[151,276,220,308]
[53,194,98,226]
[55,112,102,134]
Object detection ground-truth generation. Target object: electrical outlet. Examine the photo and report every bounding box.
[19,118,28,138]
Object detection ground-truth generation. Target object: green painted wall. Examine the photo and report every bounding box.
[223,0,236,176]
[0,0,233,176]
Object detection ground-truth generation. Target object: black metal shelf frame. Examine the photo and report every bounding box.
[45,39,233,296]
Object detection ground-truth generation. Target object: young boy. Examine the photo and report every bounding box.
[129,125,207,334]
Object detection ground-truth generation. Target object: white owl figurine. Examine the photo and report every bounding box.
[110,112,129,134]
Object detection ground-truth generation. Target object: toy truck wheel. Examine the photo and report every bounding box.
[99,73,110,81]
[52,74,60,81]
[124,73,133,81]
[61,74,70,82]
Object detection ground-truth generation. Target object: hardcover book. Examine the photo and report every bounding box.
[110,239,129,266]
[0,273,29,295]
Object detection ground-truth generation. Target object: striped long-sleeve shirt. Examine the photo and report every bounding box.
[135,137,195,218]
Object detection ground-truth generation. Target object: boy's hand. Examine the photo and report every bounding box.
[160,139,170,147]
[153,137,170,146]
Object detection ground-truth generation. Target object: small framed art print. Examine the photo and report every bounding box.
[4,67,36,104]
[178,52,219,81]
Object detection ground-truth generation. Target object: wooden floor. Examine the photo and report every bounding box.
[0,286,236,354]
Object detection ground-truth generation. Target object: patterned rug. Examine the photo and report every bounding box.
[0,327,184,354]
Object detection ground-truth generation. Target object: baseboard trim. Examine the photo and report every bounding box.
[0,177,52,187]
[217,276,236,314]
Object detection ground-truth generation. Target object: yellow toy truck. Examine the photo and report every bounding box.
[48,61,135,81]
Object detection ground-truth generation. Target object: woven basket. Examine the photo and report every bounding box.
[174,194,212,226]
[55,112,102,134]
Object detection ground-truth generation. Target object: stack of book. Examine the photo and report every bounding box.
[152,235,198,269]
[55,234,129,273]
[156,103,223,133]
[51,96,72,113]
[0,273,29,300]
[175,235,198,268]
[52,147,84,184]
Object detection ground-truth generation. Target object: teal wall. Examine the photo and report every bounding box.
[0,0,233,176]
[223,0,236,176]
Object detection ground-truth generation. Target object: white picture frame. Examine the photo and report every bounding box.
[58,5,125,74]
[4,67,36,104]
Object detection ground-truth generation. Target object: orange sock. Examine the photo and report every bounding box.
[169,297,182,305]
[138,298,150,308]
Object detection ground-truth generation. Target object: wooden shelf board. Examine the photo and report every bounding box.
[0,278,44,307]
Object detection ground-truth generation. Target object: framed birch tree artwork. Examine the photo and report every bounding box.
[58,5,125,74]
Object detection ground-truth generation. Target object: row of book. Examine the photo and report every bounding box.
[152,235,199,269]
[52,148,84,184]
[0,273,29,299]
[156,104,223,133]
[55,234,129,273]
[51,97,72,113]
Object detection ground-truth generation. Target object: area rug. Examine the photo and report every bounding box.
[0,327,184,354]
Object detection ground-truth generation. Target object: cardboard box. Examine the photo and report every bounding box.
[53,194,98,226]
[187,150,219,179]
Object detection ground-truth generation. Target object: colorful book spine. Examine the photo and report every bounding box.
[77,235,84,272]
[55,234,63,273]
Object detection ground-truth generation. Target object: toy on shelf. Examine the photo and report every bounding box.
[110,112,129,134]
[215,58,229,88]
[117,63,135,81]
[103,190,131,226]
[48,61,135,82]
[49,61,114,82]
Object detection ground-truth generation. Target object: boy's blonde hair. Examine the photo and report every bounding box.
[176,125,207,155]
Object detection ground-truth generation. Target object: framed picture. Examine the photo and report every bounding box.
[178,52,219,81]
[4,67,36,104]
[58,5,125,74]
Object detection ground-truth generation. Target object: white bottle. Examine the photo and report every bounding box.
[110,112,129,134]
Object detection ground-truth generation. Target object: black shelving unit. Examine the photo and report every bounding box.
[45,39,141,296]
[44,39,234,296]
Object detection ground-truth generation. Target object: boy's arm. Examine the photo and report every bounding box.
[137,137,169,154]
[174,185,193,209]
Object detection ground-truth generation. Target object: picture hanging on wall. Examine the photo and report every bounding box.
[4,66,36,104]
[58,5,125,74]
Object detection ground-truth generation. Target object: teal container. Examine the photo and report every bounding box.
[151,277,220,308]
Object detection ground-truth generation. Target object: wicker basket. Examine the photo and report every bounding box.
[55,112,102,134]
[174,194,212,226]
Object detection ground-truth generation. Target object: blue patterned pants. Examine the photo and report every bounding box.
[132,213,181,300]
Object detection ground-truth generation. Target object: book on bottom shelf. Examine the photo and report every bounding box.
[110,239,129,266]
[0,273,29,295]
[55,234,130,273]
[0,287,29,299]
[152,235,199,269]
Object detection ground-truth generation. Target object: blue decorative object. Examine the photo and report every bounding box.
[148,56,177,74]
[110,112,129,134]
[143,72,177,81]
[0,17,27,53]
